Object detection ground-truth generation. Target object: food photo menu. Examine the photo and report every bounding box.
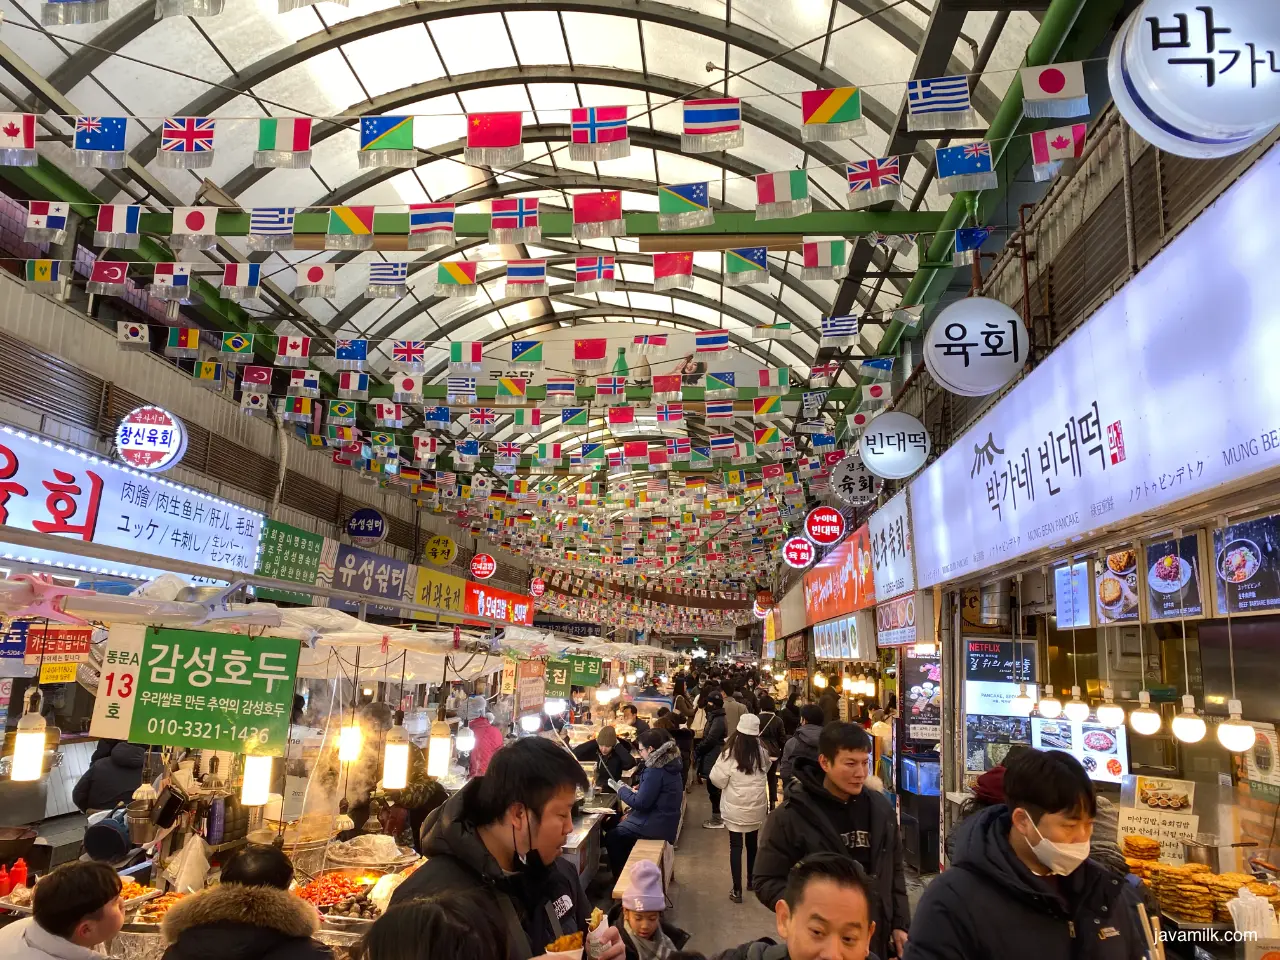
[1144,532,1204,620]
[1214,513,1280,615]
[1032,716,1130,784]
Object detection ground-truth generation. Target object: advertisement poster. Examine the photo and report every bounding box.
[1095,547,1141,624]
[255,520,326,604]
[1214,514,1280,615]
[965,639,1035,683]
[803,524,875,624]
[22,625,93,665]
[1134,776,1195,812]
[868,491,914,601]
[965,714,1033,772]
[516,660,546,717]
[1242,722,1280,793]
[786,633,807,663]
[1116,807,1199,864]
[902,652,940,742]
[876,594,917,647]
[1031,717,1129,784]
[813,614,860,660]
[1054,561,1091,627]
[464,583,534,626]
[1145,532,1204,620]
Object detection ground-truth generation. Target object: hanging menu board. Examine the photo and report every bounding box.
[902,650,941,742]
[1213,514,1280,616]
[965,639,1035,683]
[1032,717,1130,784]
[1095,547,1141,624]
[1144,532,1205,621]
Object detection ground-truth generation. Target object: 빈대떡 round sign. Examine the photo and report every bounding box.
[858,411,931,480]
[924,298,1028,397]
[804,505,846,546]
[783,535,816,569]
[471,553,497,580]
[832,457,878,505]
[346,507,387,546]
[116,406,187,473]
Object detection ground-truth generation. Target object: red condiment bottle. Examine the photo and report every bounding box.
[9,858,27,889]
[0,865,11,897]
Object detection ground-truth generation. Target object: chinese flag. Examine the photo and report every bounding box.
[651,374,682,395]
[467,112,523,148]
[573,190,622,225]
[574,338,607,363]
[623,441,648,460]
[653,251,693,279]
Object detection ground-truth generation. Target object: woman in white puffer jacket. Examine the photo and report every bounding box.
[709,713,770,904]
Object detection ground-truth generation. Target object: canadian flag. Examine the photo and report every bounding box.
[278,335,311,359]
[1031,123,1086,164]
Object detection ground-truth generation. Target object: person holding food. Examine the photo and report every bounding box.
[906,748,1146,960]
[391,738,626,960]
[0,861,124,960]
[161,845,333,960]
[607,860,689,960]
[604,729,685,879]
[575,725,638,791]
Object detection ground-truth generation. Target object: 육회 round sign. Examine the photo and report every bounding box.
[804,506,846,546]
[470,553,497,580]
[346,507,387,547]
[1109,1,1280,160]
[424,534,457,566]
[858,411,931,480]
[832,457,878,505]
[924,298,1027,397]
[783,536,816,569]
[529,576,546,597]
[116,406,187,473]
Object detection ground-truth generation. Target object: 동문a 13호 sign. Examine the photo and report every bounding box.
[910,142,1280,589]
[868,490,914,600]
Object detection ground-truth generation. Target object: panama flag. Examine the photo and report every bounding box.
[681,98,742,153]
[695,330,729,352]
[802,240,847,281]
[569,105,629,161]
[755,170,810,220]
[152,263,192,300]
[653,252,694,291]
[25,201,69,244]
[1030,123,1087,181]
[255,117,312,169]
[801,86,865,141]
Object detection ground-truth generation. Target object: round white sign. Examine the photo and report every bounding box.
[924,298,1028,397]
[858,411,930,480]
[115,406,187,473]
[1109,1,1280,159]
[832,457,878,505]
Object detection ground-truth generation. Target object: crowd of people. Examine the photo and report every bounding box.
[1,664,1151,960]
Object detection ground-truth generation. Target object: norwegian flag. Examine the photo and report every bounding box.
[667,437,691,461]
[392,339,426,370]
[657,402,684,422]
[595,376,625,397]
[490,198,539,242]
[575,255,616,294]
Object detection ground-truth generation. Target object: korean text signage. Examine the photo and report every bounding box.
[346,508,387,546]
[1215,513,1280,615]
[464,582,534,625]
[423,534,457,565]
[569,654,603,686]
[832,458,877,505]
[868,491,914,601]
[470,553,497,580]
[116,406,186,473]
[965,639,1035,683]
[255,519,325,604]
[783,536,815,569]
[332,543,411,615]
[90,624,300,756]
[875,594,917,647]
[23,624,93,665]
[412,566,465,623]
[529,576,546,597]
[910,146,1280,588]
[803,524,875,625]
[0,425,261,574]
[516,659,546,716]
[545,659,572,699]
[804,506,846,546]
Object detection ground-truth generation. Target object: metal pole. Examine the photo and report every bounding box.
[1119,118,1138,276]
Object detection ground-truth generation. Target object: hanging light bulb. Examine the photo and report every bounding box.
[1064,686,1091,723]
[1010,683,1035,717]
[545,698,568,716]
[10,693,46,782]
[241,755,272,806]
[1037,691,1063,719]
[455,724,477,753]
[1172,694,1207,743]
[428,719,454,776]
[519,714,542,734]
[382,721,410,790]
[595,687,612,705]
[1129,690,1163,735]
[813,672,828,689]
[625,672,637,684]
[338,723,364,762]
[1095,688,1126,728]
[841,675,855,693]
[773,671,786,682]
[1217,699,1257,752]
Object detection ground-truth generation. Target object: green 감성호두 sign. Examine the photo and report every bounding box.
[545,659,572,699]
[568,654,603,687]
[255,519,326,603]
[89,624,301,756]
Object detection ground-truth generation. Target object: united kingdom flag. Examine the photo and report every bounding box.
[160,116,216,155]
[392,339,426,367]
[496,442,521,460]
[469,407,496,428]
[846,156,900,192]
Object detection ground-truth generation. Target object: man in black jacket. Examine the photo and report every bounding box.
[755,723,909,960]
[572,725,636,790]
[905,749,1146,960]
[391,738,625,960]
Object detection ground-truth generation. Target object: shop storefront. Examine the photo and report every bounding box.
[803,525,877,719]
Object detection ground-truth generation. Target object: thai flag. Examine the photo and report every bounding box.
[695,330,729,352]
[710,434,736,453]
[506,259,547,284]
[683,98,741,136]
[576,256,614,283]
[409,202,454,237]
[705,401,735,418]
[546,378,577,398]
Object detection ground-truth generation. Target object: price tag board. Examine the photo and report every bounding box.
[39,661,78,684]
[1116,807,1199,864]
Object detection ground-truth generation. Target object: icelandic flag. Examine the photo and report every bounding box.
[936,141,998,194]
[695,330,729,352]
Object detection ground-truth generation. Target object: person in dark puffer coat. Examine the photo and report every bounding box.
[605,730,685,877]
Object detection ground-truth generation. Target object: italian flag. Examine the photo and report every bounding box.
[755,169,808,204]
[258,117,312,152]
[451,342,483,365]
[804,240,846,267]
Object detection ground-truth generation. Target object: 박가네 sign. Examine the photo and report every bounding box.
[116,406,186,473]
[803,524,875,625]
[910,144,1280,588]
[90,624,301,756]
[868,490,914,601]
[0,424,261,576]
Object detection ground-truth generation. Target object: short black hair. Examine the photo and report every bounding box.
[818,721,872,762]
[621,703,638,717]
[1004,747,1096,821]
[782,853,877,920]
[638,728,673,751]
[800,705,825,726]
[33,862,121,939]
[358,890,509,960]
[221,844,296,890]
[472,737,588,825]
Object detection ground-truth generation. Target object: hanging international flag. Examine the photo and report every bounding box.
[863,383,890,408]
[705,371,736,399]
[725,247,768,287]
[545,376,577,404]
[25,201,69,244]
[870,232,917,256]
[367,261,408,299]
[691,447,712,468]
[570,105,629,161]
[115,321,148,349]
[469,407,497,433]
[750,322,792,342]
[537,443,562,465]
[392,339,426,371]
[87,259,130,297]
[435,261,478,298]
[1021,62,1089,118]
[572,190,625,240]
[164,326,200,358]
[705,401,735,419]
[559,408,587,429]
[505,259,549,297]
[495,378,527,405]
[573,337,608,371]
[511,407,543,431]
[734,442,757,465]
[422,405,451,430]
[359,115,415,169]
[652,374,682,402]
[413,432,439,465]
[275,335,311,367]
[653,252,694,291]
[294,263,334,299]
[490,198,539,244]
[392,373,423,403]
[503,340,542,370]
[667,437,691,461]
[73,116,126,168]
[632,334,667,357]
[821,314,859,346]
[337,372,368,401]
[595,377,626,405]
[466,111,523,166]
[218,331,254,363]
[574,256,615,295]
[406,202,455,249]
[802,390,827,414]
[158,116,216,168]
[809,363,839,390]
[754,426,781,450]
[756,367,789,396]
[861,357,895,381]
[151,263,192,301]
[624,441,649,464]
[953,226,994,266]
[753,395,782,420]
[242,365,273,388]
[846,156,902,209]
[0,113,36,167]
[326,205,375,250]
[801,87,866,141]
[450,341,484,372]
[695,330,729,352]
[1030,123,1087,182]
[90,203,141,248]
[239,389,268,417]
[710,434,736,458]
[657,402,684,423]
[333,338,368,370]
[278,396,313,423]
[495,442,521,463]
[170,206,217,250]
[802,240,848,282]
[608,405,636,433]
[906,75,979,131]
[681,98,742,152]
[373,401,404,428]
[255,116,312,169]
[936,141,997,194]
[781,437,798,458]
[221,263,260,301]
[648,447,670,472]
[245,207,296,252]
[288,368,321,397]
[658,182,712,231]
[754,170,810,220]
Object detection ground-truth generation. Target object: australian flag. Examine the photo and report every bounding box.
[936,141,997,194]
[423,405,451,428]
[73,116,126,154]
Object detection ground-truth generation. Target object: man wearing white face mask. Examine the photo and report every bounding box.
[905,749,1146,960]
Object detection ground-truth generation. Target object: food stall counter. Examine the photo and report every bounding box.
[561,811,606,888]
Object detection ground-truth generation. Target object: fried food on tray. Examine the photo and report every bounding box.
[547,932,585,952]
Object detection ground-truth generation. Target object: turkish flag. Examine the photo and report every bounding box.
[90,261,127,285]
[241,365,273,386]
